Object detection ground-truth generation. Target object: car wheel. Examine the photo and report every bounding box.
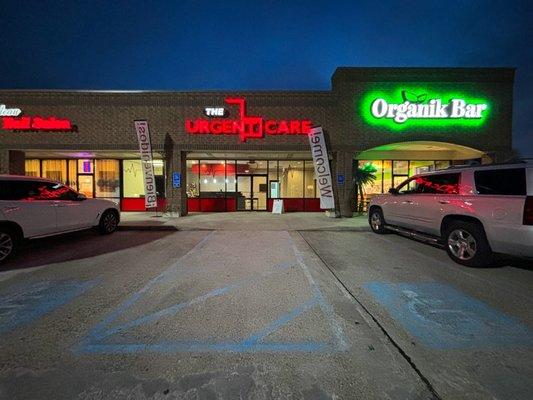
[444,221,493,267]
[98,210,119,234]
[0,229,17,265]
[369,208,387,234]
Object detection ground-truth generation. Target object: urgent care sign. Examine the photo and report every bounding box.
[185,97,312,142]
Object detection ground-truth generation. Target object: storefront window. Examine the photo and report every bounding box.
[41,159,67,183]
[186,160,200,197]
[304,160,317,198]
[226,160,236,192]
[199,160,225,196]
[279,161,304,198]
[409,161,434,176]
[357,160,383,196]
[95,159,120,198]
[123,160,145,198]
[382,160,392,193]
[77,159,93,174]
[268,161,279,198]
[123,159,164,198]
[435,160,451,170]
[25,159,40,177]
[68,160,77,190]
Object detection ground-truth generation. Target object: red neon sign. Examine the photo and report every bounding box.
[185,97,312,142]
[1,116,73,131]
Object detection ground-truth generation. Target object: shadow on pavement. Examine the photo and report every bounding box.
[2,230,173,271]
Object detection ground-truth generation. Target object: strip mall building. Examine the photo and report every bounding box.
[0,68,514,217]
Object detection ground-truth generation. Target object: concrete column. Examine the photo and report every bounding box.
[0,150,25,175]
[164,137,188,216]
[335,151,356,217]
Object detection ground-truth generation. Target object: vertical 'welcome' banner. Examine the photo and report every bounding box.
[308,126,335,209]
[134,120,157,209]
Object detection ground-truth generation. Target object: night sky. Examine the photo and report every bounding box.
[0,0,531,155]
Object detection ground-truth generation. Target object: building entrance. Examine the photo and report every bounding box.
[236,175,267,211]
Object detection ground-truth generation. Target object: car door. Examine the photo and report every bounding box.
[42,182,91,232]
[0,180,58,238]
[409,172,462,236]
[387,177,420,229]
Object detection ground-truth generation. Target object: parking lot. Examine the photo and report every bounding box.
[0,214,531,399]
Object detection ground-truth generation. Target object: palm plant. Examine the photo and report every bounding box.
[353,162,377,213]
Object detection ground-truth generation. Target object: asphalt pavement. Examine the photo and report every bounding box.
[0,214,531,399]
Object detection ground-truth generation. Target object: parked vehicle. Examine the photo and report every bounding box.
[368,161,533,267]
[0,175,120,264]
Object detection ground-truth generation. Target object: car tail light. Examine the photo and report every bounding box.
[524,196,533,225]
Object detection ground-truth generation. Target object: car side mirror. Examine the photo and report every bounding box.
[76,193,87,201]
[388,188,398,195]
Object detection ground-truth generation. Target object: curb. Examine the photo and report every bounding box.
[118,225,179,232]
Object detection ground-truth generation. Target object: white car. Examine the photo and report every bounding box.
[368,162,533,267]
[0,175,120,264]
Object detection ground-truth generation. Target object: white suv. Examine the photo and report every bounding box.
[368,162,533,267]
[0,175,120,264]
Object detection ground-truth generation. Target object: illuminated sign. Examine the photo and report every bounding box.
[0,104,22,117]
[361,88,490,130]
[0,103,74,132]
[185,97,312,142]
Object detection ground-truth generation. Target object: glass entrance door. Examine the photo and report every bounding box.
[236,175,267,211]
[78,175,94,198]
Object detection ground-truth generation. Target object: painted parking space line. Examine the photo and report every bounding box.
[364,282,533,350]
[76,231,347,354]
[0,279,99,335]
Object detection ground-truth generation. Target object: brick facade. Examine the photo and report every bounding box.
[0,67,514,216]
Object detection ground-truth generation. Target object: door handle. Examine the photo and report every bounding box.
[401,200,413,204]
[438,200,450,204]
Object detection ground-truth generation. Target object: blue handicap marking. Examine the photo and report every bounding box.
[76,236,348,354]
[364,282,533,350]
[0,279,99,335]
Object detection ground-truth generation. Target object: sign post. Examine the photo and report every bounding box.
[134,120,158,210]
[308,126,335,210]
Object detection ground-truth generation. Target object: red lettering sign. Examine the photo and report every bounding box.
[1,116,73,131]
[185,97,312,142]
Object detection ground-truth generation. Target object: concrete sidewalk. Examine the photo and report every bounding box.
[119,211,370,231]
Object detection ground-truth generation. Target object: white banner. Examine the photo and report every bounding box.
[134,120,157,208]
[308,126,335,209]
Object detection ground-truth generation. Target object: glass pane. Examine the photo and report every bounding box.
[186,160,200,198]
[42,159,67,183]
[253,176,267,210]
[304,160,317,198]
[25,159,40,177]
[123,160,145,197]
[95,159,120,198]
[78,175,94,198]
[393,160,408,175]
[77,159,93,174]
[226,160,236,192]
[383,160,392,193]
[409,161,434,176]
[279,160,303,198]
[199,160,225,197]
[237,176,251,210]
[268,160,278,198]
[68,160,77,190]
[153,159,165,198]
[435,160,450,170]
[357,160,382,195]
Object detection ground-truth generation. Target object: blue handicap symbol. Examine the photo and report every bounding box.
[77,245,348,354]
[0,279,98,335]
[364,282,533,349]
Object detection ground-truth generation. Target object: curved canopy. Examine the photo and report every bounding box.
[357,141,489,162]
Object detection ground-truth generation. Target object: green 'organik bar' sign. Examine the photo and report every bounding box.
[360,87,490,130]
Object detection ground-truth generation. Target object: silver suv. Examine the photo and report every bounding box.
[368,161,533,267]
